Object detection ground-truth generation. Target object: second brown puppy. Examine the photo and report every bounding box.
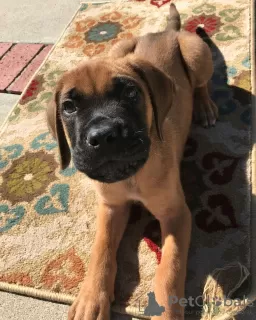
[47,4,218,320]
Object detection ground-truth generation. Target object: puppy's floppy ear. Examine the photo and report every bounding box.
[129,58,176,140]
[46,81,71,170]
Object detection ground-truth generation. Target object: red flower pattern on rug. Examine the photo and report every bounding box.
[41,248,85,291]
[143,220,162,264]
[184,14,222,36]
[150,0,171,8]
[0,273,33,286]
[144,237,162,263]
[133,0,171,6]
[20,76,44,105]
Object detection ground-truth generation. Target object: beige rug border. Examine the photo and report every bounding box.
[0,1,255,319]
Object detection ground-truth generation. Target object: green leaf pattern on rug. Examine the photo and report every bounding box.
[193,3,216,14]
[179,13,188,22]
[47,70,63,87]
[219,9,242,22]
[35,184,70,215]
[0,205,25,232]
[79,3,88,11]
[216,25,241,41]
[27,92,53,112]
[27,102,45,112]
[41,92,53,102]
[31,132,57,151]
[0,144,23,169]
[9,107,21,122]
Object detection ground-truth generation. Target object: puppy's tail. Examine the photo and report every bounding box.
[166,3,181,31]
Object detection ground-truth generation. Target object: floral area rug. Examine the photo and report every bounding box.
[0,1,254,319]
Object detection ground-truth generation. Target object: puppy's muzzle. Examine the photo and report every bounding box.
[86,120,127,149]
[73,117,150,183]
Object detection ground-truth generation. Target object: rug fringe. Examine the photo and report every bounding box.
[0,281,150,319]
[0,281,74,304]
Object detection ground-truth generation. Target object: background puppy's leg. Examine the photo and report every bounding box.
[68,202,130,320]
[178,31,218,127]
[147,193,191,320]
[194,84,218,127]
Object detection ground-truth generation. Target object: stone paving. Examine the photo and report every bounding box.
[0,43,52,93]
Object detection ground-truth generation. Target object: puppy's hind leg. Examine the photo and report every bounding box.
[177,29,218,128]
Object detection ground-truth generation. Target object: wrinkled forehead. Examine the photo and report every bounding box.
[59,58,138,98]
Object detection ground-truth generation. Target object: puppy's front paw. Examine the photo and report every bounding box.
[68,291,111,320]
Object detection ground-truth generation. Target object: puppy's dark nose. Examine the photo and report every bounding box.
[86,123,121,148]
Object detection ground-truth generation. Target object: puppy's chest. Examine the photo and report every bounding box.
[125,168,164,203]
[125,177,143,201]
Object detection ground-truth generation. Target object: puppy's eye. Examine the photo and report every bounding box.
[123,86,139,100]
[63,100,76,115]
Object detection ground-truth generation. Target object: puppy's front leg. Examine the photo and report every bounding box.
[68,202,130,320]
[149,201,191,320]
